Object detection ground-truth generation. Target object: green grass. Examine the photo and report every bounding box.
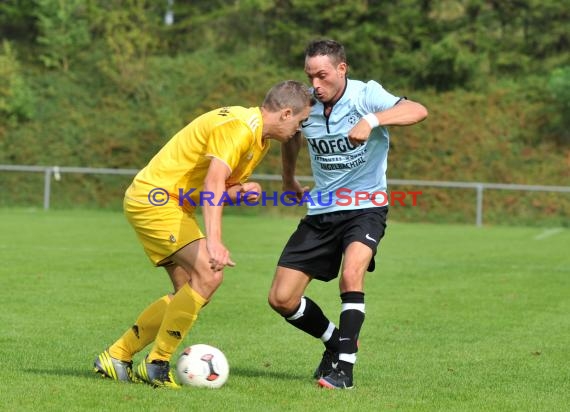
[0,208,568,411]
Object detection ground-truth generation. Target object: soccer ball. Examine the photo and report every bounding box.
[176,344,229,388]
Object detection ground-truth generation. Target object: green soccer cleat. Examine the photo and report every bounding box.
[93,349,135,382]
[135,357,180,389]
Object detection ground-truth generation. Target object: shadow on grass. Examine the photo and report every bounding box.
[23,366,307,382]
[230,365,307,381]
[23,367,97,379]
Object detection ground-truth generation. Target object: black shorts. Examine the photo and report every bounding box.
[277,207,388,282]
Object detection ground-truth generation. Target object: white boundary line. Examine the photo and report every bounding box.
[534,228,564,240]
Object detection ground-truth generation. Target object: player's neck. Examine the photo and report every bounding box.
[323,78,347,116]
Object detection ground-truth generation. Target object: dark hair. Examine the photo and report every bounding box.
[262,80,316,114]
[304,39,347,66]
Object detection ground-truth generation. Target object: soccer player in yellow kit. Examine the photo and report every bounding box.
[94,80,315,388]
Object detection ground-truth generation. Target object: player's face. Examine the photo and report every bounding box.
[274,105,312,143]
[305,55,347,105]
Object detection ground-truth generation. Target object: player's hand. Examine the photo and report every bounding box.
[282,179,309,203]
[347,119,372,146]
[206,239,236,272]
[241,181,262,202]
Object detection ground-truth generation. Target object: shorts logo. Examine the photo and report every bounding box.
[365,233,377,243]
[169,234,176,243]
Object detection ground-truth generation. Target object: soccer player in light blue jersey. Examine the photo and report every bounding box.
[268,39,428,389]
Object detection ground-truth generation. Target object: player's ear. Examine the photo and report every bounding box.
[337,62,348,77]
[281,108,293,120]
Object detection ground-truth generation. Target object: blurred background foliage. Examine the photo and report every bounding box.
[0,0,568,225]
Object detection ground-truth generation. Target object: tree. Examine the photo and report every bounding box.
[34,0,91,72]
[0,40,35,123]
[543,67,570,144]
[0,0,37,42]
[90,0,162,96]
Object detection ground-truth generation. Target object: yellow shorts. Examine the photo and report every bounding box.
[123,197,204,266]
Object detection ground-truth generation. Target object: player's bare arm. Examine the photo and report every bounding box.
[348,99,428,145]
[376,99,428,126]
[281,131,309,201]
[203,157,236,271]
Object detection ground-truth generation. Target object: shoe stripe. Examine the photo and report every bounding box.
[107,351,119,380]
[135,360,180,388]
[138,363,148,382]
[168,371,179,387]
[100,351,117,380]
[105,351,118,380]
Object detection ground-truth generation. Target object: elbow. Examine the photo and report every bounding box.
[415,103,428,123]
[400,100,428,124]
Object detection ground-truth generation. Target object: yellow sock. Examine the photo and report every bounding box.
[148,283,207,362]
[109,295,171,361]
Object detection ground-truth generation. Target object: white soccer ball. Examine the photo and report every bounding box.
[176,344,229,388]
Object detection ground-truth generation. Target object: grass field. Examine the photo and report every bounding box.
[1,208,568,411]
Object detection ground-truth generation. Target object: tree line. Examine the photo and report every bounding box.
[0,0,568,224]
[2,1,569,83]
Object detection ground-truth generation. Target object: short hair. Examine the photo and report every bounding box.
[304,39,347,66]
[262,80,316,114]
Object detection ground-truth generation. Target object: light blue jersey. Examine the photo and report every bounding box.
[301,78,400,215]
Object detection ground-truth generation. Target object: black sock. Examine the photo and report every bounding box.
[285,296,338,350]
[326,328,340,352]
[338,291,365,376]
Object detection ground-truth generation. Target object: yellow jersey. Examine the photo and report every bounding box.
[125,106,269,211]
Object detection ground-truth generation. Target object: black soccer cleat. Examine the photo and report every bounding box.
[318,368,354,389]
[313,349,339,379]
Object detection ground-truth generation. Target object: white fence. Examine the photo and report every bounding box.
[1,164,569,226]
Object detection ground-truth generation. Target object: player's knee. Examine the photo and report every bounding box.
[267,291,280,311]
[200,270,224,292]
[267,290,296,315]
[340,268,364,290]
[211,270,224,287]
